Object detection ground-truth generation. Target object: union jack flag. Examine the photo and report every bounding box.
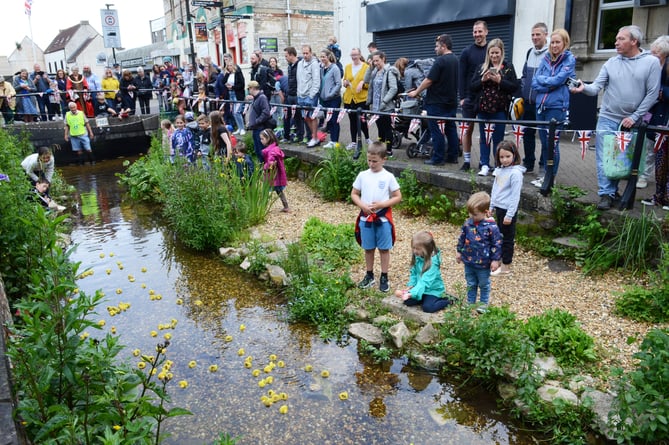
[654,132,668,153]
[324,108,333,123]
[457,121,469,143]
[554,129,561,144]
[408,118,421,135]
[269,106,277,115]
[367,113,379,127]
[310,106,321,119]
[577,130,592,160]
[615,131,633,153]
[25,0,32,16]
[512,124,524,148]
[483,122,495,147]
[336,108,347,123]
[437,120,445,135]
[390,112,398,128]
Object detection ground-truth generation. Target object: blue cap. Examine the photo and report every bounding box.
[226,124,234,132]
[184,111,195,121]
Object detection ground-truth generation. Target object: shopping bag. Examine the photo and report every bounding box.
[601,127,646,180]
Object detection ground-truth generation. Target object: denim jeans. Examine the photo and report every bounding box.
[403,294,452,313]
[424,103,459,163]
[320,97,341,143]
[537,108,566,175]
[477,111,506,167]
[252,128,264,163]
[595,116,622,197]
[521,105,539,169]
[464,264,491,305]
[229,91,245,133]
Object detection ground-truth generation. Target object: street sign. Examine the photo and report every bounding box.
[100,9,122,49]
[191,1,223,7]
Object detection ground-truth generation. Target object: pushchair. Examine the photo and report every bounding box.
[390,94,432,158]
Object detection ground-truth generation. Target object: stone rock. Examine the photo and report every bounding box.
[380,296,445,325]
[345,305,369,320]
[372,315,396,325]
[249,228,263,240]
[412,352,446,371]
[348,322,384,345]
[239,257,251,271]
[568,374,595,394]
[265,264,288,286]
[266,251,284,262]
[537,384,578,405]
[428,406,449,426]
[581,389,617,441]
[415,323,439,345]
[388,322,410,348]
[219,247,235,257]
[534,355,563,379]
[498,382,517,401]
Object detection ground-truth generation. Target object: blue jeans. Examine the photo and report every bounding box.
[403,294,452,313]
[229,91,245,133]
[537,108,566,176]
[320,97,341,143]
[252,128,264,163]
[595,116,622,197]
[521,105,539,169]
[424,103,459,163]
[477,111,506,167]
[464,264,491,305]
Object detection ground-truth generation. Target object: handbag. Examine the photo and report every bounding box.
[601,125,646,180]
[264,117,277,130]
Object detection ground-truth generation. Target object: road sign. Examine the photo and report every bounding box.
[100,9,122,49]
[191,1,223,7]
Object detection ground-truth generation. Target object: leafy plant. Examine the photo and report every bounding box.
[313,145,366,201]
[522,309,597,367]
[116,136,172,203]
[300,217,361,271]
[359,339,393,363]
[397,170,465,223]
[611,328,669,443]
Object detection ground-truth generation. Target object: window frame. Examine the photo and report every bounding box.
[594,0,635,52]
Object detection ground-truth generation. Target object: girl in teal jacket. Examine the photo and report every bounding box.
[395,231,453,313]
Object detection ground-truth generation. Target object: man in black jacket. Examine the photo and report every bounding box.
[135,67,154,115]
[283,46,304,142]
[250,53,272,99]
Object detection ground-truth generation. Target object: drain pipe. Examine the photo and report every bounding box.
[564,0,573,34]
[286,0,292,45]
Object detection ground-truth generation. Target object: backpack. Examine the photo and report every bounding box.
[414,58,435,79]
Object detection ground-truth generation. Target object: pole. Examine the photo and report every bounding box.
[220,7,227,58]
[184,0,198,75]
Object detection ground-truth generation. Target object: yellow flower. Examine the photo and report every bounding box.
[237,348,245,356]
[106,269,112,275]
[321,370,330,378]
[224,335,233,342]
[150,330,157,337]
[209,364,218,372]
[141,267,147,273]
[269,354,277,361]
[137,361,146,369]
[339,391,349,401]
[279,405,288,414]
[304,364,313,372]
[277,360,285,368]
[116,288,123,295]
[188,360,197,368]
[164,333,172,340]
[239,324,246,332]
[98,320,106,327]
[80,332,89,340]
[99,253,106,259]
[179,380,188,388]
[132,349,141,357]
[112,424,121,431]
[176,298,184,305]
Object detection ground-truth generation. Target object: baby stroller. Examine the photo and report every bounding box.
[390,94,432,158]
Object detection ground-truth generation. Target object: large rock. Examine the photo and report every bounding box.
[388,322,410,348]
[534,355,563,379]
[239,257,251,271]
[412,352,446,371]
[380,296,445,324]
[582,389,617,441]
[537,384,578,405]
[415,323,439,345]
[265,264,288,286]
[344,305,369,321]
[348,322,384,345]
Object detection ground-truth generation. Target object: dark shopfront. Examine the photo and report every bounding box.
[366,0,516,64]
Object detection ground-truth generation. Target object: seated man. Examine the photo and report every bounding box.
[93,93,117,117]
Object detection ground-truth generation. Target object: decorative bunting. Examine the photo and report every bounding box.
[408,118,421,135]
[615,131,633,153]
[577,130,592,160]
[291,104,297,116]
[554,129,561,144]
[367,113,379,127]
[483,122,495,147]
[282,106,288,119]
[390,112,399,128]
[310,106,321,119]
[654,133,667,153]
[269,106,277,115]
[512,125,524,148]
[437,120,445,135]
[324,108,333,123]
[336,108,347,123]
[458,121,469,143]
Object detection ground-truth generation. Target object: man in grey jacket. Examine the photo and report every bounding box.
[297,45,322,148]
[520,23,549,173]
[573,25,661,210]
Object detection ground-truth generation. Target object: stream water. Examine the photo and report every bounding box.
[63,158,542,445]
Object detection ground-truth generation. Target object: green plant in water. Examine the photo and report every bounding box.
[116,135,172,203]
[300,217,361,271]
[7,208,190,444]
[358,339,393,363]
[611,328,669,443]
[522,309,597,367]
[615,243,669,322]
[313,145,366,201]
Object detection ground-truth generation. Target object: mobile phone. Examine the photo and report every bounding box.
[488,68,498,75]
[566,77,582,88]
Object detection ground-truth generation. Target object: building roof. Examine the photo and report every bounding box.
[67,36,96,63]
[44,23,83,53]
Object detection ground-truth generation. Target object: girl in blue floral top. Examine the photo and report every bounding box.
[456,191,502,312]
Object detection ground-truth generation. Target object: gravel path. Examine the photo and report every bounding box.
[257,179,666,374]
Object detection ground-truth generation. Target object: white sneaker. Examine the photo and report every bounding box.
[239,129,246,136]
[366,138,374,146]
[323,141,336,149]
[531,178,544,187]
[477,165,490,176]
[346,142,357,150]
[636,178,648,189]
[307,138,320,148]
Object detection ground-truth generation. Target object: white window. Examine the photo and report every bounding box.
[596,0,634,50]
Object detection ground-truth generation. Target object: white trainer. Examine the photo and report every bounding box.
[477,165,490,176]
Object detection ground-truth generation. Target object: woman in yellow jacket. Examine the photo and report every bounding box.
[101,67,120,110]
[342,47,370,149]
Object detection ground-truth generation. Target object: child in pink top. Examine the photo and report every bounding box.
[260,129,290,213]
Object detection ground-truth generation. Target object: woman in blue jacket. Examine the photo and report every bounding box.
[531,29,576,185]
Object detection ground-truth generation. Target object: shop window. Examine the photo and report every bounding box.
[596,0,634,50]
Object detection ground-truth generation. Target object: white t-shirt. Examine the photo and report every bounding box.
[352,168,400,221]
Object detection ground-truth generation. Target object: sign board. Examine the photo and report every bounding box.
[194,23,208,42]
[192,1,223,7]
[258,37,278,53]
[100,9,122,48]
[96,52,108,66]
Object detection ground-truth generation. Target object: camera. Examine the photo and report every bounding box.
[565,77,582,88]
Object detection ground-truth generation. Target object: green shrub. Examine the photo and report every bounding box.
[615,243,669,322]
[117,137,171,203]
[300,217,361,271]
[522,309,597,367]
[313,145,366,201]
[611,328,669,443]
[397,169,466,224]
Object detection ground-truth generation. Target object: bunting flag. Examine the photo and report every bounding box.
[310,106,321,119]
[483,122,495,147]
[336,108,347,123]
[554,129,561,144]
[577,130,592,160]
[512,124,524,148]
[367,113,379,127]
[437,120,445,135]
[457,121,469,143]
[291,104,297,116]
[360,113,366,123]
[390,112,398,128]
[25,0,32,16]
[282,106,288,119]
[408,118,421,135]
[615,131,633,153]
[655,133,668,153]
[324,108,333,123]
[269,106,277,115]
